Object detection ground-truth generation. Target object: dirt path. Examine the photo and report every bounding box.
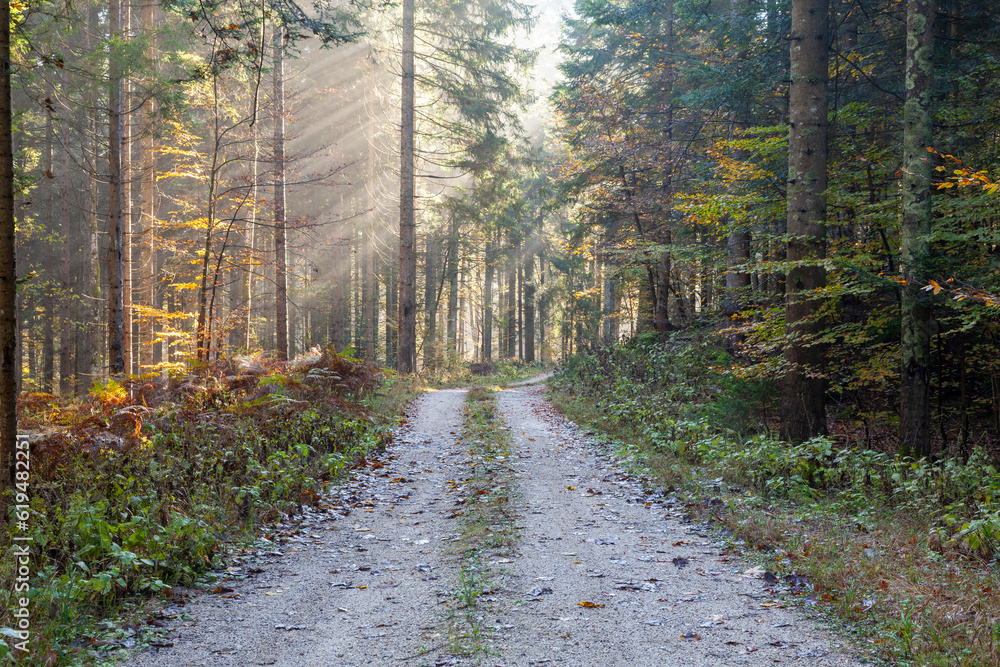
[128,387,471,667]
[127,378,861,667]
[491,383,861,666]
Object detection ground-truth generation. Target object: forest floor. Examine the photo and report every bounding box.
[123,375,861,666]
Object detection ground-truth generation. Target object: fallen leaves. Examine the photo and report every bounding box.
[578,601,604,608]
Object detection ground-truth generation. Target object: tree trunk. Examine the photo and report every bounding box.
[330,197,350,353]
[899,0,935,457]
[59,95,73,394]
[80,24,101,388]
[363,210,376,362]
[231,133,257,351]
[517,246,523,361]
[0,0,16,492]
[524,243,535,362]
[108,0,125,374]
[446,213,459,356]
[724,230,752,317]
[780,0,829,442]
[397,0,416,373]
[42,112,54,393]
[484,239,494,361]
[655,0,674,333]
[385,257,397,367]
[505,243,515,357]
[139,0,156,370]
[274,25,289,361]
[122,0,133,375]
[423,231,437,368]
[538,257,546,363]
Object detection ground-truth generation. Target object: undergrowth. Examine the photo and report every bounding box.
[0,349,409,666]
[446,386,518,661]
[550,335,1000,667]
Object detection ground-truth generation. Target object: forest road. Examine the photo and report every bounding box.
[127,378,862,667]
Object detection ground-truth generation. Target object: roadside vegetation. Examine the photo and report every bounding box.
[444,386,519,661]
[0,350,411,666]
[550,334,1000,667]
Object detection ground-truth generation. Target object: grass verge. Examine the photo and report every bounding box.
[550,340,1000,667]
[445,386,519,661]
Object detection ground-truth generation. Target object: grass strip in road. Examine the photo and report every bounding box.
[444,386,519,661]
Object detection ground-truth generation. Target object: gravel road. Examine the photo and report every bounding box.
[126,377,862,667]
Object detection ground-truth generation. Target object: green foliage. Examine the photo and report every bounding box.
[0,361,394,663]
[553,337,1000,556]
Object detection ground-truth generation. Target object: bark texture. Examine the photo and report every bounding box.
[899,0,935,456]
[108,0,125,374]
[274,26,288,361]
[397,0,416,373]
[780,0,829,442]
[0,0,16,491]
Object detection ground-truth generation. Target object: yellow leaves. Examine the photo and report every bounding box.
[578,601,604,608]
[925,280,943,295]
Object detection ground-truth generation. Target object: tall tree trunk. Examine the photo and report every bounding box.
[524,242,535,363]
[0,0,16,491]
[538,257,546,364]
[122,0,133,375]
[59,97,73,394]
[483,238,494,361]
[899,0,935,457]
[330,196,350,353]
[108,0,126,374]
[42,112,54,393]
[423,231,437,368]
[781,0,829,442]
[139,0,156,370]
[273,25,289,361]
[654,0,674,333]
[505,242,515,357]
[385,257,397,367]
[363,208,375,361]
[80,23,101,388]
[397,0,416,373]
[446,213,459,356]
[458,264,465,358]
[231,134,257,351]
[517,245,523,360]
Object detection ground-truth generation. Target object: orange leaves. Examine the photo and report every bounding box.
[929,148,1000,193]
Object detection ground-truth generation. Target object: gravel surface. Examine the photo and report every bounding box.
[126,377,863,667]
[127,387,471,667]
[491,382,862,666]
